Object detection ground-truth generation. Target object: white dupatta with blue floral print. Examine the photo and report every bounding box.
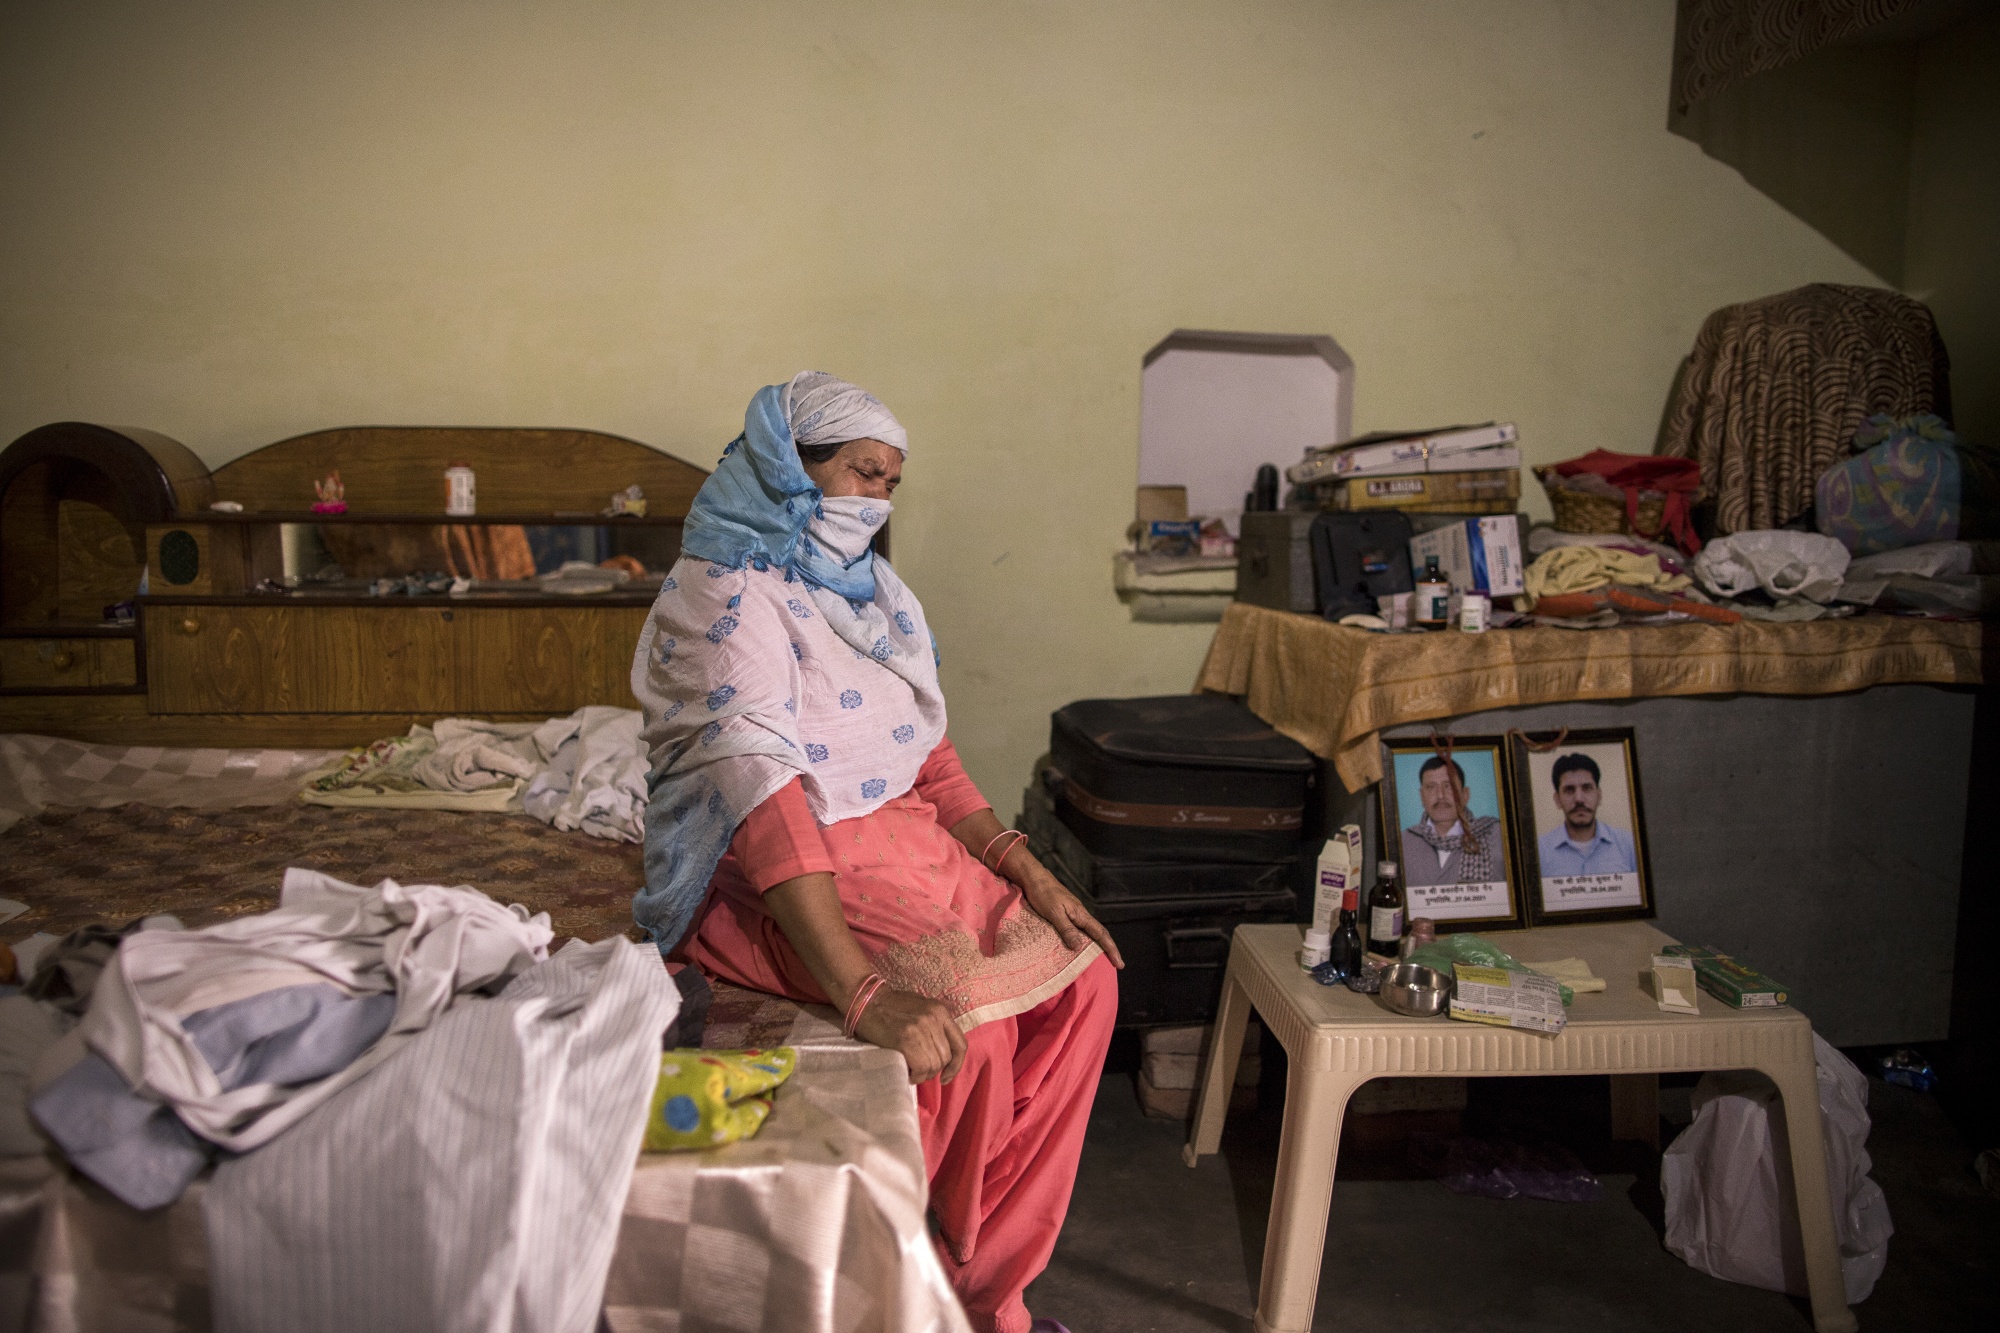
[629,378,945,952]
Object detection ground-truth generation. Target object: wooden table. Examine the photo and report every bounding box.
[1183,921,1854,1333]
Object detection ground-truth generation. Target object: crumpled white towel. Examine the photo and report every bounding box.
[523,706,648,844]
[411,718,544,793]
[80,868,552,1152]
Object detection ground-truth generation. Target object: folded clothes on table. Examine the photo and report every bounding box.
[1524,545,1692,601]
[1531,585,1742,626]
[1521,546,1734,626]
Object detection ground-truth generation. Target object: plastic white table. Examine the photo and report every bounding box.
[1183,921,1854,1333]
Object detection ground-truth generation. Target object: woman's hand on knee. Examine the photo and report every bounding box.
[856,988,967,1085]
[1018,871,1125,969]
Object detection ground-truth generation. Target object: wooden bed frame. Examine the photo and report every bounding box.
[0,423,708,746]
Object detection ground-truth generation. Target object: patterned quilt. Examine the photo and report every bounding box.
[1,802,646,946]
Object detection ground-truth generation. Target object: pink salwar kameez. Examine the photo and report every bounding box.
[680,739,1113,1333]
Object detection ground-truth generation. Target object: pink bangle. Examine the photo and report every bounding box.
[978,828,1012,866]
[982,829,1028,873]
[843,972,887,1039]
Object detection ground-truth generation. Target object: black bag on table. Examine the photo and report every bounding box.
[1308,511,1415,620]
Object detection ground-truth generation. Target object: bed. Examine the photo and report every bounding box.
[1,749,961,1328]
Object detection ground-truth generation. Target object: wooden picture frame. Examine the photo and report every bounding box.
[1507,726,1657,926]
[1377,734,1526,933]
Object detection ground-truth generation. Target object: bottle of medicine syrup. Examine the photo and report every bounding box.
[1415,555,1450,627]
[1366,861,1405,961]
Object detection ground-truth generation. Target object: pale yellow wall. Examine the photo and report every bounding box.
[1906,7,2000,445]
[0,1,1876,802]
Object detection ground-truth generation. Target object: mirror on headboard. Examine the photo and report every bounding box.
[285,520,683,585]
[202,424,707,595]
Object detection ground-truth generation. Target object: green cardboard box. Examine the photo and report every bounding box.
[1661,945,1789,1009]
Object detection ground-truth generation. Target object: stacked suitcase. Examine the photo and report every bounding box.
[1018,694,1316,1028]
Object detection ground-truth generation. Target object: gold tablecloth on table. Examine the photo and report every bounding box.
[1195,602,1983,792]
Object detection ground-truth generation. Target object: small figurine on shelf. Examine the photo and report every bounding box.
[311,470,347,515]
[604,484,647,518]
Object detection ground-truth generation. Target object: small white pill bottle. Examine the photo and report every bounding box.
[445,463,476,517]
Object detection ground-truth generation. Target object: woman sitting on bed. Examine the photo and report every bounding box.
[632,372,1121,1333]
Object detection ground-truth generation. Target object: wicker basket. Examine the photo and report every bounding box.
[1536,465,1666,537]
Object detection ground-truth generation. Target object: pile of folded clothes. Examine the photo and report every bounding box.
[1519,540,1740,627]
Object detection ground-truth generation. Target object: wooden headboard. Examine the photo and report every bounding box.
[210,426,710,516]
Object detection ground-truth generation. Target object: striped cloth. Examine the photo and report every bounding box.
[1657,284,1951,535]
[205,935,678,1333]
[1672,0,1929,115]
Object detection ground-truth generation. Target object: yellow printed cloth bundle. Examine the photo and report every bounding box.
[643,1047,799,1152]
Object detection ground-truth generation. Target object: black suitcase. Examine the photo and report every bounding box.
[1020,780,1302,906]
[1037,844,1300,1027]
[1309,511,1415,620]
[1048,695,1316,863]
[1020,773,1306,1027]
[1090,889,1301,1026]
[1032,784,1296,1020]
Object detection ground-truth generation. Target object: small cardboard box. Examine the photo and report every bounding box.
[1448,964,1566,1036]
[1136,1067,1259,1120]
[1136,485,1189,523]
[1661,945,1790,1009]
[1326,468,1520,512]
[1649,955,1700,1015]
[1407,516,1526,597]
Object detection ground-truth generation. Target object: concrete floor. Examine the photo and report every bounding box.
[1028,1049,2000,1332]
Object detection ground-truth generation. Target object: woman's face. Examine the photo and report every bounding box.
[803,438,902,501]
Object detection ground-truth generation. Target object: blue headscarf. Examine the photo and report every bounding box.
[681,377,901,602]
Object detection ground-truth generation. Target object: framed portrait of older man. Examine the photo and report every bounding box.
[1508,727,1656,926]
[1376,735,1525,933]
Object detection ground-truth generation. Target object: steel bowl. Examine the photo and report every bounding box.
[1377,962,1454,1017]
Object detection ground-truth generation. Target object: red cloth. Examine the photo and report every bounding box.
[1552,450,1705,554]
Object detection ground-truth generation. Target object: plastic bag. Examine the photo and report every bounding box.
[1660,1035,1892,1304]
[1692,531,1851,604]
[1405,933,1573,1005]
[1410,1132,1604,1203]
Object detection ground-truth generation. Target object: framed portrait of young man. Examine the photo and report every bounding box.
[1507,727,1656,926]
[1376,735,1526,933]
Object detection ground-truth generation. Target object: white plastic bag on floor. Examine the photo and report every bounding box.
[1661,1035,1893,1304]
